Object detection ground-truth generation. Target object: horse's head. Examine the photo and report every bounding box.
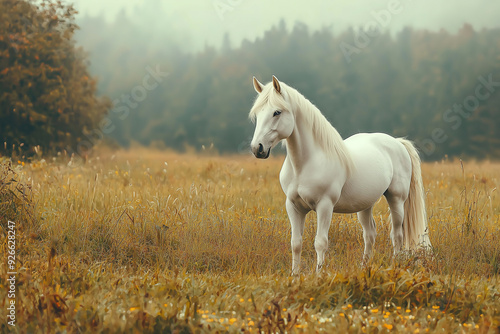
[249,75,295,159]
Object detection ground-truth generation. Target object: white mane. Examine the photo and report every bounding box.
[250,82,354,176]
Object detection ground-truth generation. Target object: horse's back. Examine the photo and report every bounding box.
[344,133,411,168]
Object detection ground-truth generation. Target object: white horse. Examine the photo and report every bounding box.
[249,75,431,274]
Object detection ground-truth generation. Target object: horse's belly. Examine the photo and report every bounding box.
[333,155,393,213]
[334,184,385,213]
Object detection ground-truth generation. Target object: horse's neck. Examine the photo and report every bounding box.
[285,112,319,173]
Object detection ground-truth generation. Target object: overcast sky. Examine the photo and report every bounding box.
[68,0,500,50]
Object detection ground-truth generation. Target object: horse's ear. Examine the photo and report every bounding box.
[272,75,281,94]
[253,76,263,94]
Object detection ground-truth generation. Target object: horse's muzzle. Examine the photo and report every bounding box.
[253,143,271,159]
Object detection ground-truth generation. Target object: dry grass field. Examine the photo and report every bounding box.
[1,148,500,333]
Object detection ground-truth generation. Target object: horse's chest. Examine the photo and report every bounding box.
[280,169,324,211]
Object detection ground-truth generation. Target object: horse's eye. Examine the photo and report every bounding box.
[273,110,282,117]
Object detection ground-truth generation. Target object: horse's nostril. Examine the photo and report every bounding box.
[258,143,264,154]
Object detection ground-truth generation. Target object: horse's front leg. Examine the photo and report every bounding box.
[286,199,306,276]
[314,200,334,273]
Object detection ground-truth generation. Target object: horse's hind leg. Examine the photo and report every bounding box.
[357,207,377,262]
[385,193,405,255]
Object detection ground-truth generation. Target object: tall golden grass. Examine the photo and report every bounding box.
[1,149,499,333]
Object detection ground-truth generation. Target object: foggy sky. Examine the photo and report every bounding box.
[68,0,500,51]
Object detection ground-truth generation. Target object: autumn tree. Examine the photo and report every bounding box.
[0,0,110,156]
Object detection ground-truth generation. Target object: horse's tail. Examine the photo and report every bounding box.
[398,138,431,250]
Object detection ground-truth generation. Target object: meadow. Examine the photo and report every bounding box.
[1,148,500,333]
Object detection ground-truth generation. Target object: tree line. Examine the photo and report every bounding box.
[75,14,500,160]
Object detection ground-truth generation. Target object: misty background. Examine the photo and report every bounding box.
[72,0,500,51]
[60,1,500,158]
